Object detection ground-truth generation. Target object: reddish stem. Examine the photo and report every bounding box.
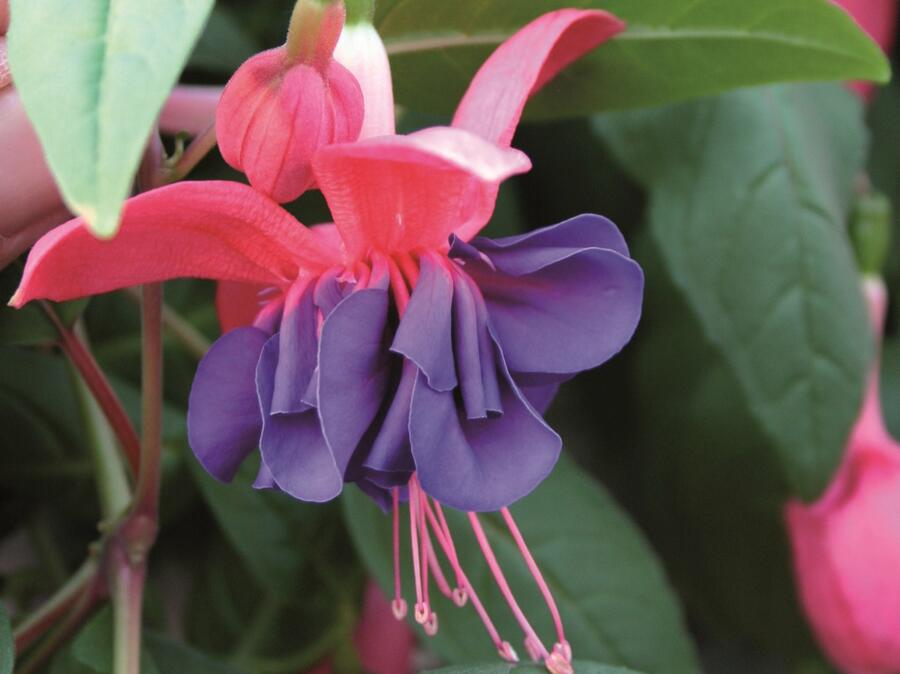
[42,302,140,477]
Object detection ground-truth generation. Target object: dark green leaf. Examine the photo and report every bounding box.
[71,608,160,674]
[427,663,644,674]
[145,632,254,674]
[343,458,699,674]
[0,265,88,346]
[376,0,890,118]
[8,0,214,236]
[189,459,314,595]
[0,603,13,674]
[188,6,261,75]
[596,84,871,499]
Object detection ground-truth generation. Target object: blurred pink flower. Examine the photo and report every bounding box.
[786,278,900,674]
[302,582,415,674]
[832,0,897,99]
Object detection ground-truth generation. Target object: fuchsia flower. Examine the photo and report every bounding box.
[216,0,364,203]
[786,278,900,674]
[11,8,640,672]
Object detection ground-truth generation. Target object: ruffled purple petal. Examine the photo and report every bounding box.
[257,334,342,502]
[452,271,502,419]
[521,382,560,415]
[468,213,631,269]
[409,345,561,512]
[466,246,643,378]
[317,281,393,475]
[391,253,457,392]
[362,359,417,477]
[188,327,268,482]
[272,280,318,414]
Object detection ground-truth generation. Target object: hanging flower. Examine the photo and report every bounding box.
[11,9,638,673]
[786,278,900,674]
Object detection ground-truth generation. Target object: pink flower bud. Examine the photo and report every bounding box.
[786,279,900,674]
[216,1,364,203]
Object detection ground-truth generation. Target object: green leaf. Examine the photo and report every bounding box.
[427,663,644,674]
[188,6,261,75]
[189,458,316,595]
[376,0,890,118]
[144,632,254,674]
[71,608,160,674]
[7,0,214,237]
[596,83,871,500]
[343,458,699,674]
[0,265,88,346]
[0,603,13,674]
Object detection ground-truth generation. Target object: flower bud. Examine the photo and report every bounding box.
[786,278,900,674]
[216,0,364,203]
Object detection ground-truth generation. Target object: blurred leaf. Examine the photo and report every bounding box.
[427,663,644,674]
[0,265,88,346]
[189,459,312,595]
[343,458,699,674]
[189,6,261,75]
[376,0,890,118]
[7,0,214,236]
[616,234,817,658]
[71,608,160,674]
[880,337,900,437]
[144,631,254,674]
[596,84,871,500]
[0,603,13,674]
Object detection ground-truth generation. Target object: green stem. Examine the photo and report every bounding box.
[134,284,163,520]
[12,556,101,655]
[231,595,282,661]
[69,356,132,521]
[122,287,211,359]
[158,123,217,185]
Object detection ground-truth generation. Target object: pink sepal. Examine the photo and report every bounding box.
[12,181,341,307]
[452,9,624,148]
[313,126,530,260]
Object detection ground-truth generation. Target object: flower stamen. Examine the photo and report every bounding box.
[468,512,550,661]
[391,487,407,620]
[501,506,571,663]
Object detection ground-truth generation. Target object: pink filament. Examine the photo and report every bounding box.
[468,512,550,660]
[408,479,427,623]
[425,533,454,600]
[391,487,406,619]
[422,499,512,658]
[501,506,567,650]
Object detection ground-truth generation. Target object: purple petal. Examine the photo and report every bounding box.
[363,359,417,475]
[391,253,457,392]
[257,334,342,502]
[188,327,268,482]
[253,460,276,489]
[468,247,643,377]
[314,268,350,317]
[467,213,631,269]
[452,272,502,419]
[521,382,560,415]
[409,347,561,512]
[317,284,392,475]
[272,280,318,414]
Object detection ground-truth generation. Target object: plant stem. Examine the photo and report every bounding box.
[159,123,217,185]
[42,302,141,478]
[122,287,211,359]
[110,283,163,674]
[134,284,163,521]
[13,556,101,654]
[69,358,132,521]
